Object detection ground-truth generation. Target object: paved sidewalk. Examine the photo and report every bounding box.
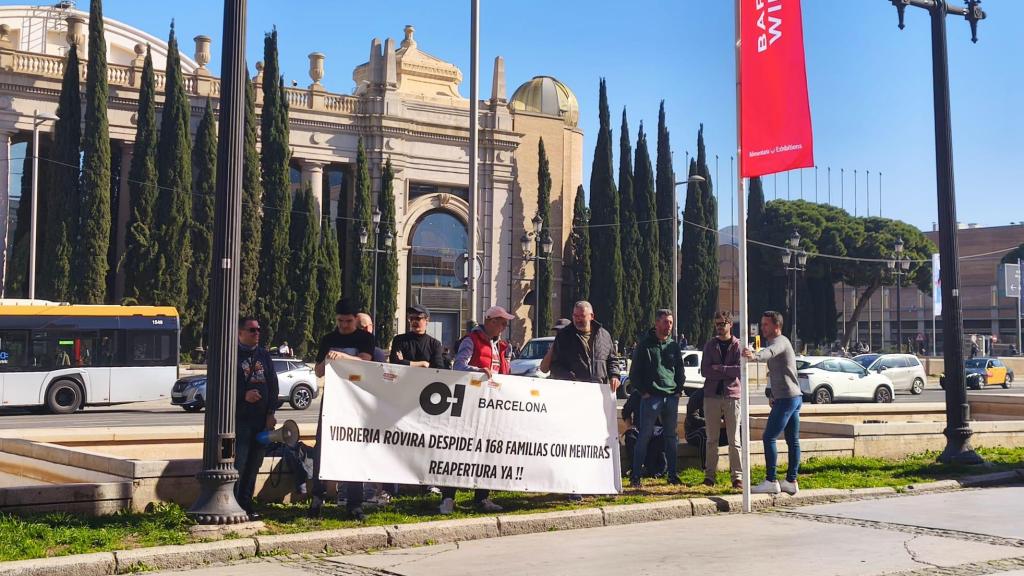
[148,486,1024,576]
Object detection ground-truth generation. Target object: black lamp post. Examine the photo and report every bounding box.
[359,206,393,325]
[887,238,911,353]
[781,231,809,347]
[886,0,985,465]
[188,0,250,524]
[521,214,553,339]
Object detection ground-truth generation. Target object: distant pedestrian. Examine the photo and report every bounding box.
[743,311,801,496]
[235,316,279,521]
[277,341,292,357]
[390,305,446,369]
[356,313,389,363]
[700,311,743,489]
[970,340,980,359]
[678,333,689,350]
[628,309,685,488]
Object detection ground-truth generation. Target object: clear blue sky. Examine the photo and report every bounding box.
[81,0,1024,232]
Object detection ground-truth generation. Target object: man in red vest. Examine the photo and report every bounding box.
[440,305,516,514]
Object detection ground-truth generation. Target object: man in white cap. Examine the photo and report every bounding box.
[441,305,516,514]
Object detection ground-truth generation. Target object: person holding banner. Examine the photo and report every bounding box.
[628,309,685,488]
[441,305,516,514]
[390,304,446,369]
[235,317,279,521]
[700,311,744,490]
[548,301,619,392]
[309,299,375,520]
[743,311,801,496]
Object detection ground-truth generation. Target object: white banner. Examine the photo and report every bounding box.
[318,360,622,494]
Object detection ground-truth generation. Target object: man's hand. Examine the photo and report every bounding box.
[395,351,404,360]
[244,389,262,403]
[411,360,430,368]
[480,367,494,380]
[610,377,621,393]
[266,413,277,431]
[741,347,754,359]
[326,350,345,361]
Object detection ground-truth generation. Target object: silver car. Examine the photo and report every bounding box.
[170,357,319,411]
[854,353,928,395]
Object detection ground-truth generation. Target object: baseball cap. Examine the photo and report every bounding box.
[552,318,571,331]
[484,305,515,320]
[407,304,430,317]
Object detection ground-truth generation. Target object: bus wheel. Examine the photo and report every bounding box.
[46,380,83,414]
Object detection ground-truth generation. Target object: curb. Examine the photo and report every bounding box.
[5,468,1020,576]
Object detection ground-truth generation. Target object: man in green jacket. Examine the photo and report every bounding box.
[628,309,685,488]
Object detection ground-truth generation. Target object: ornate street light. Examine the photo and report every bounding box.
[523,215,553,338]
[361,215,392,326]
[889,238,912,352]
[781,231,809,346]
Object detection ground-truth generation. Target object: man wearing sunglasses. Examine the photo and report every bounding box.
[235,316,279,521]
[699,311,743,490]
[390,304,445,369]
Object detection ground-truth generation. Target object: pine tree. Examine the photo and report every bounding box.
[315,216,342,344]
[41,44,81,302]
[285,185,319,357]
[124,46,159,304]
[256,28,293,345]
[588,79,624,344]
[154,22,192,313]
[75,0,111,304]
[696,125,719,332]
[6,150,38,296]
[185,100,216,352]
[569,184,590,306]
[349,137,373,312]
[616,110,639,345]
[239,72,262,317]
[375,158,399,349]
[679,158,707,345]
[634,123,660,331]
[536,138,554,338]
[655,101,677,311]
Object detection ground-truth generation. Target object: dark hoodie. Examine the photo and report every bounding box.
[629,329,684,396]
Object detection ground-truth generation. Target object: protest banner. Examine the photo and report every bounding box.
[318,359,622,494]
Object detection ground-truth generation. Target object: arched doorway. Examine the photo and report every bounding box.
[408,211,468,351]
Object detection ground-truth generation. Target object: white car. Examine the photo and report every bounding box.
[796,356,895,404]
[853,354,928,395]
[509,337,554,378]
[170,357,319,411]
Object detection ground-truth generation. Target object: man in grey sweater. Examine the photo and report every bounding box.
[742,310,801,495]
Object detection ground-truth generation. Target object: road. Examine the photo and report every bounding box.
[0,382,1020,429]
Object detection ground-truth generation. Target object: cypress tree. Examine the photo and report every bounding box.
[746,176,771,319]
[154,22,192,312]
[124,46,159,304]
[349,137,373,312]
[588,79,624,344]
[696,125,719,330]
[41,44,81,302]
[375,158,399,349]
[536,138,554,337]
[633,123,660,330]
[679,158,707,344]
[239,72,262,317]
[315,216,342,344]
[616,111,639,345]
[569,184,590,306]
[76,0,111,304]
[256,28,293,344]
[185,100,216,352]
[655,101,677,311]
[286,185,319,357]
[6,150,38,296]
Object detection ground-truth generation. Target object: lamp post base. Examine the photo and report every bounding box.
[937,426,984,465]
[187,468,250,525]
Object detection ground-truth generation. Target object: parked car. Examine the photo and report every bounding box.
[853,353,928,395]
[940,357,1014,390]
[170,358,319,412]
[796,356,895,404]
[509,337,554,379]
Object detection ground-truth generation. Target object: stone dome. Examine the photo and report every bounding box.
[509,76,579,127]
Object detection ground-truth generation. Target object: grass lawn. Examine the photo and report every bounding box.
[1,447,1021,562]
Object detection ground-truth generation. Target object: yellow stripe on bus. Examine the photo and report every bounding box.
[0,305,179,317]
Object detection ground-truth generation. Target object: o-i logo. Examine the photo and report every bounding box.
[419,382,467,417]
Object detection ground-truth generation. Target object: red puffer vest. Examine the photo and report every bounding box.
[468,328,510,374]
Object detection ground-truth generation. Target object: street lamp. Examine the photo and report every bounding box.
[781,231,809,347]
[29,110,58,301]
[522,214,553,339]
[359,205,392,325]
[887,238,911,353]
[672,174,707,335]
[885,0,985,465]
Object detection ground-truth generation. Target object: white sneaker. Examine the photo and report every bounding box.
[779,479,799,495]
[428,486,442,495]
[477,498,503,512]
[439,497,455,515]
[751,480,781,494]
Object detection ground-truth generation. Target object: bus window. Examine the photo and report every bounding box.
[127,331,176,366]
[0,330,29,369]
[31,332,75,369]
[95,331,119,367]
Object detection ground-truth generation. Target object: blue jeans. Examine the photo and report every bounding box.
[763,396,802,482]
[235,418,265,512]
[630,394,679,483]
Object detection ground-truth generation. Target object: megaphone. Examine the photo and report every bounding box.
[257,419,299,447]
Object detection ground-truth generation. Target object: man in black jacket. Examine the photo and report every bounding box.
[390,305,446,368]
[236,316,279,521]
[548,301,620,392]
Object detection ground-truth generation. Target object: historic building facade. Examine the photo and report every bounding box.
[0,5,583,350]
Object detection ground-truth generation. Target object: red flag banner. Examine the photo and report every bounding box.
[740,0,814,177]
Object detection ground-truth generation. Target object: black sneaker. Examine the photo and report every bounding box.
[308,496,323,519]
[349,507,367,522]
[247,511,262,522]
[666,476,683,485]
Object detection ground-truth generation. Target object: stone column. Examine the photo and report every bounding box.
[0,130,12,297]
[300,160,328,219]
[114,141,134,302]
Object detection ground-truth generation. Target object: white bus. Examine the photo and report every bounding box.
[0,300,179,414]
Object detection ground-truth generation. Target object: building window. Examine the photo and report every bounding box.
[409,212,468,289]
[409,182,468,202]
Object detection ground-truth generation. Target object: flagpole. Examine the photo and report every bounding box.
[735,0,751,514]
